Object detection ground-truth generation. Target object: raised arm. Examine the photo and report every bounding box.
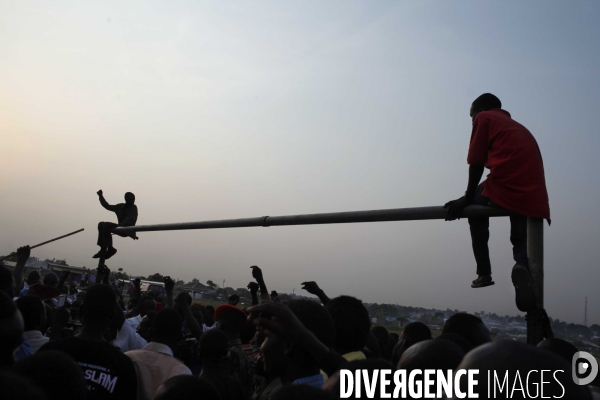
[248,301,347,376]
[13,246,30,296]
[247,282,259,306]
[97,190,118,212]
[301,281,330,306]
[250,266,270,301]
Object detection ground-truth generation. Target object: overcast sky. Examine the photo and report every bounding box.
[2,1,599,324]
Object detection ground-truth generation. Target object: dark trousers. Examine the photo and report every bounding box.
[97,222,118,249]
[468,184,528,276]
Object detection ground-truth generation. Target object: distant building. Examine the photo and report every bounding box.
[47,263,89,283]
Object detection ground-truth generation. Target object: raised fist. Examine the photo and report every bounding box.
[250,265,263,282]
[97,190,103,196]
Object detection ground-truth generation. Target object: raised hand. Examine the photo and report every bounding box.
[301,281,322,295]
[164,276,174,293]
[16,245,31,264]
[97,189,103,196]
[250,265,264,282]
[247,282,259,294]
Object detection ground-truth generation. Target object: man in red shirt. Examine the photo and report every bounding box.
[444,94,550,308]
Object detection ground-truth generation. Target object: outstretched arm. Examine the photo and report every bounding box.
[248,282,259,305]
[250,266,270,301]
[248,301,347,376]
[301,281,330,306]
[97,190,118,212]
[444,165,485,221]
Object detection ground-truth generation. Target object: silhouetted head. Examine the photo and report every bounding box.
[365,332,381,358]
[15,295,46,331]
[124,192,135,205]
[215,305,246,336]
[153,375,220,400]
[272,384,338,400]
[138,295,156,317]
[372,326,392,361]
[391,322,432,366]
[326,295,371,355]
[0,371,48,400]
[435,332,474,354]
[398,338,464,371]
[12,350,87,400]
[0,291,24,367]
[537,338,579,364]
[198,328,229,363]
[323,358,394,399]
[0,265,16,298]
[80,284,116,328]
[442,313,490,348]
[470,93,501,121]
[456,341,592,399]
[227,294,240,306]
[26,271,40,286]
[204,305,215,326]
[43,273,58,288]
[151,308,183,347]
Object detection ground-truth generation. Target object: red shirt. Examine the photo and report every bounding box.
[467,109,550,220]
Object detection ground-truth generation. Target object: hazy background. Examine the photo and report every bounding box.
[1,1,599,324]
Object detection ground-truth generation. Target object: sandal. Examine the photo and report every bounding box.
[471,276,495,288]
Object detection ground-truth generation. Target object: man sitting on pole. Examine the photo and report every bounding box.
[444,93,550,303]
[93,190,138,259]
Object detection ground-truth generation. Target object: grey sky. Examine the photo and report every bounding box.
[1,1,599,324]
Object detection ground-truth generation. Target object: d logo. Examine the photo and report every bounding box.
[572,351,599,385]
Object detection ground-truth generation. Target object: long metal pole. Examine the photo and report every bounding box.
[113,205,510,234]
[0,228,85,262]
[526,217,544,345]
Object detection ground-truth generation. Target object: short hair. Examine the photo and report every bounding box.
[11,350,87,400]
[125,192,135,201]
[398,339,464,371]
[326,295,370,353]
[272,384,338,400]
[138,295,156,314]
[26,271,40,285]
[15,295,45,331]
[0,371,49,400]
[442,313,491,347]
[537,338,579,364]
[152,308,183,341]
[81,284,116,324]
[198,328,228,361]
[0,265,14,297]
[435,332,474,354]
[472,93,501,111]
[218,308,246,333]
[153,375,220,400]
[287,299,336,348]
[43,273,58,286]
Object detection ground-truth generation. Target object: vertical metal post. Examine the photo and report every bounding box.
[527,217,544,344]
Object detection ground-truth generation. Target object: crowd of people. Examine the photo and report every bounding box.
[0,245,598,400]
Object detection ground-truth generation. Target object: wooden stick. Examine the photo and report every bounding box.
[0,228,84,262]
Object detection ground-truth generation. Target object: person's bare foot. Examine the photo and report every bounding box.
[471,275,495,288]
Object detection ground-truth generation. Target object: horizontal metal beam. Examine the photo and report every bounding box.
[113,205,510,234]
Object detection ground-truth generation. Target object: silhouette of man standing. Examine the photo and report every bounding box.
[94,190,138,260]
